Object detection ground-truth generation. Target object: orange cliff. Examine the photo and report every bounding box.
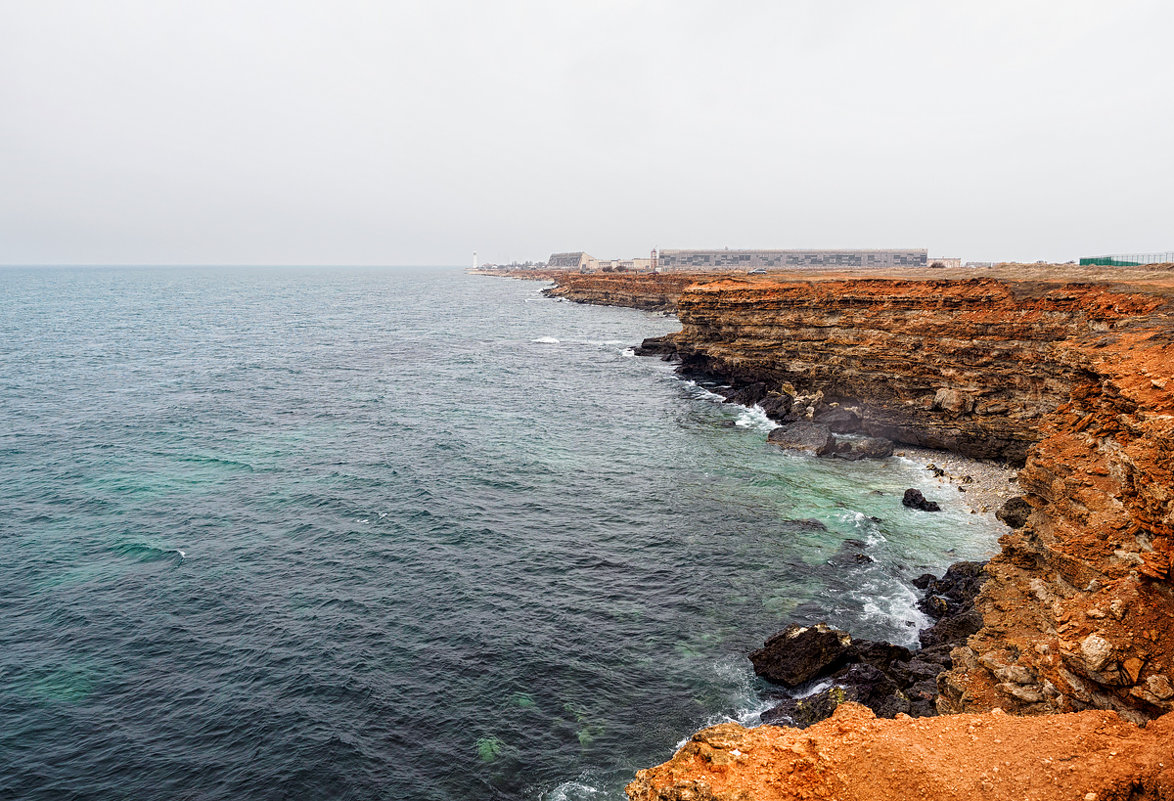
[627,702,1174,801]
[548,267,1174,799]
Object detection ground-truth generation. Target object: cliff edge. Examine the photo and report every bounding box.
[627,702,1174,801]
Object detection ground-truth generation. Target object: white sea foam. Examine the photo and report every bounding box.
[699,657,779,730]
[679,379,726,403]
[734,404,775,433]
[585,339,624,346]
[621,347,636,358]
[842,510,887,546]
[544,779,602,800]
[858,578,930,646]
[532,336,560,344]
[792,678,834,699]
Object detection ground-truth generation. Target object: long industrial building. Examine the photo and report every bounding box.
[656,249,927,271]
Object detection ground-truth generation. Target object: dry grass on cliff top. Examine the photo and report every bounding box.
[721,263,1174,296]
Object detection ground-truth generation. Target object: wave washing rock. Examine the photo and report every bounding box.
[751,562,987,728]
[902,488,941,512]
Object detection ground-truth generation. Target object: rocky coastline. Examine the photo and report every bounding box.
[485,266,1174,799]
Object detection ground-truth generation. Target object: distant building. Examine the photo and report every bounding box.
[547,252,594,270]
[546,252,654,272]
[927,257,962,269]
[656,249,927,271]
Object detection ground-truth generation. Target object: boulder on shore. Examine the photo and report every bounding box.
[749,623,852,687]
[902,488,941,512]
[633,335,678,358]
[830,435,894,461]
[767,423,834,456]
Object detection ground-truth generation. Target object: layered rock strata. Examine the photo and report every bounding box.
[641,275,1174,723]
[539,272,707,312]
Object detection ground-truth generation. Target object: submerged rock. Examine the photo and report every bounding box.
[902,488,941,512]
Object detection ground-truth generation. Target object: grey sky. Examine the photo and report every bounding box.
[2,0,1171,266]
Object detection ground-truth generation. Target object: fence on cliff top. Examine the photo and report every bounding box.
[1079,253,1174,267]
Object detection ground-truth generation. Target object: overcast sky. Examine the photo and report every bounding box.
[2,0,1171,266]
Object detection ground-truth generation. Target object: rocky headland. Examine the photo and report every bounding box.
[486,265,1174,798]
[634,272,1174,725]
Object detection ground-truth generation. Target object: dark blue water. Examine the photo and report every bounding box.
[0,267,1001,800]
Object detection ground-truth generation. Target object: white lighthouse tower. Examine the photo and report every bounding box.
[472,251,478,270]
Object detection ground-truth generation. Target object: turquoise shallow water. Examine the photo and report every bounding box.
[0,266,1002,800]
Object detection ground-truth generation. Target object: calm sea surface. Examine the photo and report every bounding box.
[0,266,1001,800]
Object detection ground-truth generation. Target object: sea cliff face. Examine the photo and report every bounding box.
[539,272,706,312]
[648,274,1174,725]
[665,277,1167,463]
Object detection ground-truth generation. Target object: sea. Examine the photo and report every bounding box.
[0,266,1003,800]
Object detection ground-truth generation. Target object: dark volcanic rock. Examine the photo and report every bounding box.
[916,561,987,620]
[633,335,678,358]
[812,406,861,432]
[902,488,941,512]
[996,496,1032,529]
[761,663,911,727]
[757,393,794,421]
[766,423,834,456]
[912,573,937,590]
[749,623,853,687]
[723,382,768,407]
[920,608,984,649]
[917,561,988,648]
[830,435,895,461]
[756,560,990,728]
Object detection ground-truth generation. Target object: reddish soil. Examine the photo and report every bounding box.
[627,703,1174,801]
